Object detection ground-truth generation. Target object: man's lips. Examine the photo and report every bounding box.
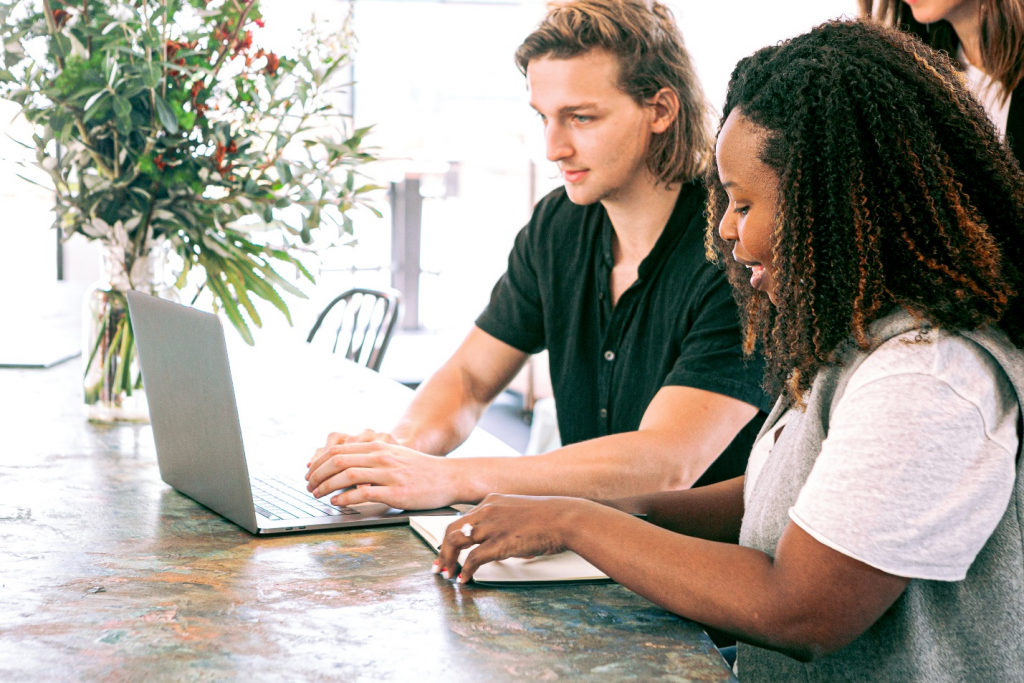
[562,169,589,183]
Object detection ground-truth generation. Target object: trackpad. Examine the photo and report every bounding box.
[349,502,406,518]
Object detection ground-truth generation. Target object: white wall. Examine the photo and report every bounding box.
[0,0,858,305]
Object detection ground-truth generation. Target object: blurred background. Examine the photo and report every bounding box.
[0,0,857,446]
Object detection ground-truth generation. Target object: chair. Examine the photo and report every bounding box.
[306,288,402,372]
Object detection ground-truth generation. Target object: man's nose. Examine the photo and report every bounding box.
[545,122,572,162]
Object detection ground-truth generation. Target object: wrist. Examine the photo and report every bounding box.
[393,427,436,455]
[556,498,606,551]
[451,458,492,504]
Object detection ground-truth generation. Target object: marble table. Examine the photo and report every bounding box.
[0,342,736,682]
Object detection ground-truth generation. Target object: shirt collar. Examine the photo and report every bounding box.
[598,180,702,280]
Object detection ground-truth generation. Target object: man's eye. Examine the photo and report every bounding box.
[573,115,592,123]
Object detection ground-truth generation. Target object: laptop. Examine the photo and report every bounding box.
[127,291,458,535]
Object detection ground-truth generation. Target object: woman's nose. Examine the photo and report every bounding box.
[718,213,737,241]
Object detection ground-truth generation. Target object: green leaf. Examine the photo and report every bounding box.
[153,94,178,134]
[84,89,108,112]
[242,271,292,322]
[49,108,71,133]
[174,257,191,289]
[50,34,71,60]
[255,262,307,300]
[141,62,161,89]
[112,94,132,135]
[0,69,13,83]
[120,79,146,100]
[223,266,262,328]
[112,93,131,118]
[274,159,292,184]
[207,276,254,345]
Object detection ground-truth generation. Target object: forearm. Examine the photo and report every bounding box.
[389,328,528,456]
[562,502,821,659]
[391,366,492,456]
[457,429,723,502]
[606,476,746,543]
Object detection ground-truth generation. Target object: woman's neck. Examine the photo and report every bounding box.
[947,0,984,71]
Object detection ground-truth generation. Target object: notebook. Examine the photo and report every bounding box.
[409,514,611,585]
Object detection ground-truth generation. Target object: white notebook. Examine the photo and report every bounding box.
[409,514,610,585]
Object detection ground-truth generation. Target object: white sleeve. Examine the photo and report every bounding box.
[789,370,1017,581]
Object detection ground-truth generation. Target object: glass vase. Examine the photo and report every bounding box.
[82,242,175,423]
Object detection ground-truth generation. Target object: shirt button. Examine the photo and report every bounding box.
[599,408,608,419]
[598,292,605,300]
[604,350,615,361]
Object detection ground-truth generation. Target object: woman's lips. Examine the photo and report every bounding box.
[563,169,588,183]
[749,264,765,290]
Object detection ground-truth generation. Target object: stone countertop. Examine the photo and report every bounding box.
[0,352,736,682]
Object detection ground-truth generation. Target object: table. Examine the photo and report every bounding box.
[0,344,736,682]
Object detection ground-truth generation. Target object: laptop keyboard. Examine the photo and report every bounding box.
[251,474,360,521]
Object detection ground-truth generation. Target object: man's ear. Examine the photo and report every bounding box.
[647,87,679,135]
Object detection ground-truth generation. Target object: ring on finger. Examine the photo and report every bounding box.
[460,523,473,538]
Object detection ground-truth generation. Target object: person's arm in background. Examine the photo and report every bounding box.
[603,475,748,543]
[306,235,765,508]
[329,327,528,456]
[305,384,759,509]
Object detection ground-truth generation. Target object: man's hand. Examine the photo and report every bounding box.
[311,429,400,455]
[305,440,461,511]
[434,494,589,583]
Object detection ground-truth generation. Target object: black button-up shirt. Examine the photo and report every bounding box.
[476,181,772,486]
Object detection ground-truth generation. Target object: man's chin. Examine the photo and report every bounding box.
[563,184,604,206]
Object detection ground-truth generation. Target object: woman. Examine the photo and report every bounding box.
[861,0,1024,160]
[434,21,1024,681]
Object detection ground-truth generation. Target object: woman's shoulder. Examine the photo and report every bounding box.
[849,327,1018,434]
[855,327,1000,382]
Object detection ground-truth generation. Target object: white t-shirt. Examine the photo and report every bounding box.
[960,46,1011,139]
[747,328,1019,581]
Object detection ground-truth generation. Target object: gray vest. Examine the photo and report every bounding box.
[738,311,1024,682]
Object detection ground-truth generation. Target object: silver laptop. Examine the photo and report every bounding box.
[127,291,457,534]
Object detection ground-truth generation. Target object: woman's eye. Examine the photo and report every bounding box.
[734,205,750,216]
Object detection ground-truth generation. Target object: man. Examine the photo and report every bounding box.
[305,0,771,510]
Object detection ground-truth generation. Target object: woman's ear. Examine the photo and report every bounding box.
[648,87,680,134]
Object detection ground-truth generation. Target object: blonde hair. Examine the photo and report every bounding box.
[515,0,712,186]
[860,0,1024,104]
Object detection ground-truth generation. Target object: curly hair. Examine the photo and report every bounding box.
[515,0,712,185]
[706,20,1024,402]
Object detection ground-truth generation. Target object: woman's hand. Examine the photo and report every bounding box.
[434,494,595,583]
